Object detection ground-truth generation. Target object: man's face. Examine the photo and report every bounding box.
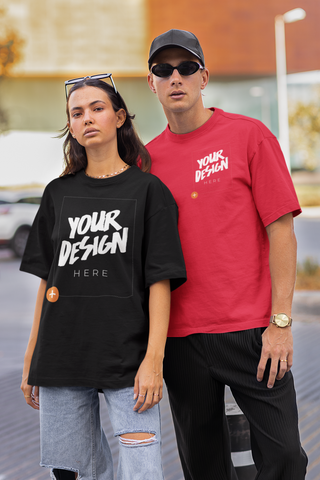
[148,47,209,117]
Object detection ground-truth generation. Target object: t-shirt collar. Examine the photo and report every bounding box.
[165,108,220,142]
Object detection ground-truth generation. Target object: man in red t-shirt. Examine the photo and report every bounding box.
[146,29,307,480]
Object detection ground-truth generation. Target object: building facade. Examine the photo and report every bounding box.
[0,0,319,185]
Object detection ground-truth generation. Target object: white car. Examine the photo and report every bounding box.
[0,189,43,257]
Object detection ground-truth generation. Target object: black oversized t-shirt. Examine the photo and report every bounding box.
[20,166,186,388]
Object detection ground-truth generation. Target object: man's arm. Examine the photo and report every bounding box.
[257,212,297,388]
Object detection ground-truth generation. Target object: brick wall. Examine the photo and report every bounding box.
[147,0,320,76]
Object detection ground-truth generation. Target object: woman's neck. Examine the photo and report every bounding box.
[85,145,126,177]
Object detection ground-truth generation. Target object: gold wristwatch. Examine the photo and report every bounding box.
[270,313,292,328]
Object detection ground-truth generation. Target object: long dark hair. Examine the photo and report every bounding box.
[60,78,151,176]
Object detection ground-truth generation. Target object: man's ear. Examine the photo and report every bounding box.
[200,68,209,90]
[147,73,157,94]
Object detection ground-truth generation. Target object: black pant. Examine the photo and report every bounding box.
[163,329,308,480]
[53,470,75,480]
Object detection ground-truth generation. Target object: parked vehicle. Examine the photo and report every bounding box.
[0,189,43,257]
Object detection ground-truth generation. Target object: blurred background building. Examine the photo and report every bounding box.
[0,0,320,186]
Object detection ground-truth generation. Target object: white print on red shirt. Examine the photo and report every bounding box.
[58,209,128,266]
[195,149,229,183]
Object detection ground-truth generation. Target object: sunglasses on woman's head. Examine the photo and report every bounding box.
[64,73,117,100]
[150,61,204,78]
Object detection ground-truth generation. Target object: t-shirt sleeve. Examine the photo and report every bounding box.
[249,136,301,227]
[143,179,187,291]
[20,185,55,279]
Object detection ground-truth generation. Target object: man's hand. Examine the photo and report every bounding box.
[257,323,293,388]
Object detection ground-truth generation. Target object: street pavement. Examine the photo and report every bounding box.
[0,255,320,479]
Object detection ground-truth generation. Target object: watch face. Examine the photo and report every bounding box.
[275,313,290,327]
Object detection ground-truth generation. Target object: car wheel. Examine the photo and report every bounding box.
[11,227,30,257]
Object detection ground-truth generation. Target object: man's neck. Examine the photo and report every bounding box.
[165,107,213,135]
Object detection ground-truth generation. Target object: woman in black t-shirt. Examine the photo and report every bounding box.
[20,75,186,480]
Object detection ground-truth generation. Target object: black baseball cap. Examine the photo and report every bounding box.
[148,29,205,69]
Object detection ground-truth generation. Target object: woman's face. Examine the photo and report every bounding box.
[67,86,125,150]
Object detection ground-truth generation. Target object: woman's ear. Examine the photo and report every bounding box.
[67,122,75,138]
[116,109,126,128]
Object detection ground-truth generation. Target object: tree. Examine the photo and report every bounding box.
[289,88,320,171]
[0,6,24,132]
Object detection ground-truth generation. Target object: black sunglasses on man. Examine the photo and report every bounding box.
[150,61,204,78]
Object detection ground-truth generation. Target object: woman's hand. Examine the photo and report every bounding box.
[21,375,39,410]
[133,354,163,413]
[20,278,47,411]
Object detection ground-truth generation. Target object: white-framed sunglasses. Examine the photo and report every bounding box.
[64,73,117,99]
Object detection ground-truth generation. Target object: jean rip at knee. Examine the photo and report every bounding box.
[118,431,158,448]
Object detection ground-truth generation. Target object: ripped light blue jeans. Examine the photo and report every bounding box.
[39,386,164,480]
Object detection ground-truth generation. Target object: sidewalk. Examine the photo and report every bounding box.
[293,289,320,321]
[0,257,319,480]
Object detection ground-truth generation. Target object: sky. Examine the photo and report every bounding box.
[0,131,64,187]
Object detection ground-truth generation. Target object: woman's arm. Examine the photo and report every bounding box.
[133,279,171,413]
[20,278,47,410]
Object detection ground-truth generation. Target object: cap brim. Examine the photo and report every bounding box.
[148,44,204,68]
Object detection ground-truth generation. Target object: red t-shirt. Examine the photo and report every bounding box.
[147,108,301,336]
